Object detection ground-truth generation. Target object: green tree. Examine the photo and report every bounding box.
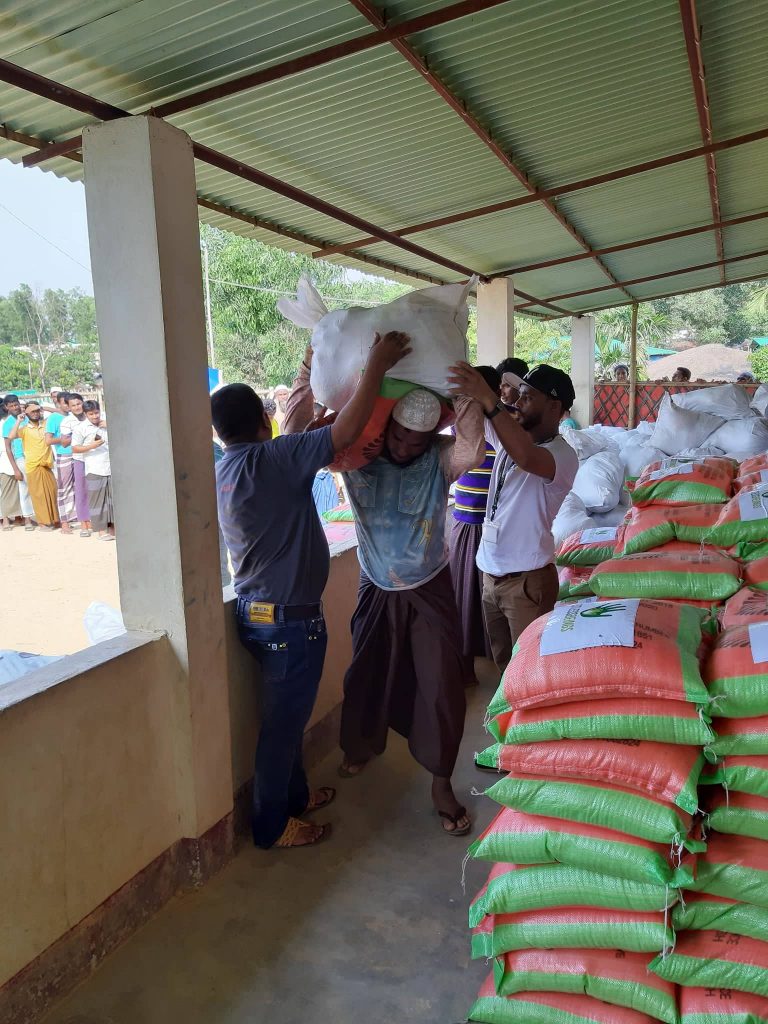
[0,345,34,390]
[750,348,768,382]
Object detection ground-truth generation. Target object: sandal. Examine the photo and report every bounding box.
[305,786,336,813]
[438,805,471,837]
[80,529,92,538]
[24,524,36,531]
[274,817,332,849]
[337,759,368,779]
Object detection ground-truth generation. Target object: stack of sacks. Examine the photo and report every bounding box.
[556,526,620,601]
[466,596,713,1024]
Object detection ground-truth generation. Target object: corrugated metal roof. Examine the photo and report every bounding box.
[0,0,767,315]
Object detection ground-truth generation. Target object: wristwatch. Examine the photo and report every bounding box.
[484,401,505,420]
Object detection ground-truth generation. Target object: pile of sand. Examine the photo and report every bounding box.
[647,344,751,381]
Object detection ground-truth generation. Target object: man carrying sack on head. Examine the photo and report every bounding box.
[449,363,579,675]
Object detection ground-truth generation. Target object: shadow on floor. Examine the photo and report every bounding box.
[43,661,500,1024]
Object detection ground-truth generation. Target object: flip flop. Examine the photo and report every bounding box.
[438,805,471,837]
[274,817,332,849]
[305,786,336,813]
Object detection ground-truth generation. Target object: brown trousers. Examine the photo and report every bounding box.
[482,563,559,674]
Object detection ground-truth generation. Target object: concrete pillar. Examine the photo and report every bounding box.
[570,315,596,426]
[82,116,233,839]
[477,278,514,365]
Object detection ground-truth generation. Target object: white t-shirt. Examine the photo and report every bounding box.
[71,419,111,476]
[476,425,578,576]
[60,412,87,462]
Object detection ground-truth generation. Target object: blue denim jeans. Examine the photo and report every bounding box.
[236,600,328,849]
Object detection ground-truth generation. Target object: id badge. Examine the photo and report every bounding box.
[248,602,275,624]
[482,520,499,545]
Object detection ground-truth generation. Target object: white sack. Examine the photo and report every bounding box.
[560,425,618,462]
[707,417,768,458]
[278,275,472,411]
[751,384,768,417]
[572,449,625,514]
[620,439,667,479]
[674,383,754,420]
[0,650,61,686]
[647,395,724,456]
[591,505,631,529]
[552,492,592,547]
[84,601,126,645]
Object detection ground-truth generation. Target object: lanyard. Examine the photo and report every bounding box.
[488,435,558,523]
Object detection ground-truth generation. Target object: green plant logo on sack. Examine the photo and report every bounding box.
[540,597,640,656]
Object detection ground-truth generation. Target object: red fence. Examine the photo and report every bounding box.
[593,382,758,427]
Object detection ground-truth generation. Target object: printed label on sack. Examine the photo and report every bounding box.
[738,488,768,522]
[646,462,696,482]
[748,621,768,665]
[540,597,640,656]
[579,526,619,544]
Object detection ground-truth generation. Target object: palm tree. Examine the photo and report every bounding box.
[595,305,672,378]
[747,284,768,317]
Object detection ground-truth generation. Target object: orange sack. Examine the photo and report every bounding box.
[632,457,734,508]
[721,587,768,629]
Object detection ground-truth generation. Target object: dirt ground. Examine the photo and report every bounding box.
[2,526,120,656]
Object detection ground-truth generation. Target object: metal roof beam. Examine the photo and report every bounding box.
[679,0,725,284]
[344,0,633,301]
[312,126,768,258]
[516,247,768,307]
[493,210,768,277]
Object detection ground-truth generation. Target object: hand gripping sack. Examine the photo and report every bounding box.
[488,695,714,748]
[469,979,659,1024]
[493,948,678,1024]
[680,986,768,1024]
[557,526,621,567]
[471,908,675,959]
[709,718,768,758]
[589,550,740,602]
[487,598,709,714]
[278,275,471,411]
[721,588,768,629]
[469,862,674,928]
[475,738,704,813]
[702,757,768,798]
[674,892,768,944]
[708,791,768,842]
[468,806,685,886]
[651,931,768,998]
[485,773,694,845]
[705,625,768,717]
[691,832,768,909]
[632,457,734,508]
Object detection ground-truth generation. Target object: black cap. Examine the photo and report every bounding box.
[523,364,576,409]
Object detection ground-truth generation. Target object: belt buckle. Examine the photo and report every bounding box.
[248,601,275,624]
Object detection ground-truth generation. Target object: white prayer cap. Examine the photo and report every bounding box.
[501,371,525,390]
[391,389,441,433]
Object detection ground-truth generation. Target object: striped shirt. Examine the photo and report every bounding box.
[452,443,496,524]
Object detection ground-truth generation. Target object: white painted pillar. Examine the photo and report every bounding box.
[477,278,514,366]
[83,116,233,839]
[570,315,596,426]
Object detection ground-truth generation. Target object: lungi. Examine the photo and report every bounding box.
[86,473,113,532]
[448,518,493,666]
[340,566,466,777]
[16,457,33,518]
[26,466,58,526]
[56,452,77,523]
[0,473,21,519]
[73,459,89,523]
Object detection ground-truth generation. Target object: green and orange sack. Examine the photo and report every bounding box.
[632,457,734,508]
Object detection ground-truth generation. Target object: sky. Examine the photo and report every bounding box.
[0,159,94,296]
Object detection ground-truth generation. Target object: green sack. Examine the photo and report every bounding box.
[708,792,768,842]
[702,758,768,799]
[469,983,665,1024]
[689,833,768,910]
[589,550,740,602]
[651,930,768,998]
[708,717,768,757]
[674,893,768,943]
[680,986,768,1024]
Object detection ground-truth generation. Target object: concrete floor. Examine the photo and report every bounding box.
[43,666,498,1024]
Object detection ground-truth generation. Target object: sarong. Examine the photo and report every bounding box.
[26,466,58,525]
[73,459,89,523]
[340,566,466,777]
[16,457,33,518]
[86,473,113,532]
[0,473,21,519]
[56,452,77,523]
[448,518,493,663]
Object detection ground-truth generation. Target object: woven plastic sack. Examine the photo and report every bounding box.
[573,450,625,513]
[691,833,768,909]
[677,487,768,548]
[651,931,768,997]
[721,588,768,629]
[619,506,680,554]
[489,696,714,747]
[469,977,658,1024]
[476,739,703,813]
[557,526,621,567]
[589,550,740,602]
[745,559,768,592]
[648,395,725,457]
[468,806,685,886]
[674,893,768,944]
[736,469,768,493]
[735,540,768,560]
[742,455,768,476]
[709,718,768,757]
[702,757,768,798]
[680,986,768,1024]
[278,275,471,410]
[708,791,768,842]
[705,625,768,717]
[709,417,768,458]
[488,599,709,715]
[493,948,677,1024]
[558,564,595,600]
[472,908,674,959]
[632,458,734,508]
[486,774,694,845]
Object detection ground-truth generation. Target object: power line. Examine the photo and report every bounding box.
[0,201,92,274]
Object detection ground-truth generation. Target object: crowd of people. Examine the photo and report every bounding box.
[212,336,578,851]
[0,388,114,539]
[612,362,757,385]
